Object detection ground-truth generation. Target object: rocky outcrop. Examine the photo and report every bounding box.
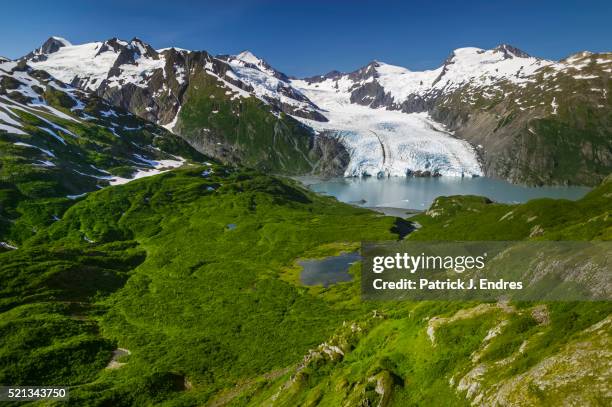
[25,36,71,61]
[454,315,612,406]
[308,131,350,176]
[349,80,394,108]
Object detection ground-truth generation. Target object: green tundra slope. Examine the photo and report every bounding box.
[0,169,610,406]
[237,177,612,407]
[0,165,401,406]
[174,67,334,175]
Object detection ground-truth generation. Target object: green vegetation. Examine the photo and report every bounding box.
[0,66,205,245]
[408,175,611,241]
[0,165,402,405]
[177,70,317,174]
[0,170,609,406]
[243,177,611,406]
[2,51,610,407]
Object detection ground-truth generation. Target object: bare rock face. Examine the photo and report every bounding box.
[430,56,612,186]
[350,80,394,108]
[308,132,350,177]
[25,36,71,61]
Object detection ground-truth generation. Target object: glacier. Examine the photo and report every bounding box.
[291,79,483,178]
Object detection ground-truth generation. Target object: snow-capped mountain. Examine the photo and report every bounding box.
[21,37,612,185]
[25,36,73,60]
[23,37,344,176]
[298,45,549,114]
[217,51,327,121]
[220,50,290,82]
[27,38,325,124]
[0,57,204,209]
[293,45,611,184]
[287,45,552,178]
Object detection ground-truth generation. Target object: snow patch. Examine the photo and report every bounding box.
[162,106,181,132]
[109,156,186,185]
[13,142,56,157]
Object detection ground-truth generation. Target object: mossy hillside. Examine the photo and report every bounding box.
[0,302,113,388]
[176,70,316,174]
[0,241,145,389]
[0,168,610,406]
[0,165,402,405]
[253,300,611,407]
[407,175,611,241]
[231,178,612,406]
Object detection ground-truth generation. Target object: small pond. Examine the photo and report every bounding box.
[299,251,361,287]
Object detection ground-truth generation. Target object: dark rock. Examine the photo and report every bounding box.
[308,131,350,176]
[25,37,70,61]
[350,80,395,108]
[302,70,344,84]
[493,44,531,59]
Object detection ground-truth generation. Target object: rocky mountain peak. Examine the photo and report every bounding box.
[231,50,273,73]
[235,50,263,66]
[101,37,160,74]
[25,36,72,61]
[347,60,381,82]
[443,45,531,66]
[493,44,531,59]
[218,50,290,82]
[41,36,71,54]
[96,37,159,60]
[128,37,159,59]
[302,70,345,84]
[95,37,127,55]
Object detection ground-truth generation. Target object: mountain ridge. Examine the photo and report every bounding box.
[15,36,612,185]
[21,37,346,177]
[292,44,611,185]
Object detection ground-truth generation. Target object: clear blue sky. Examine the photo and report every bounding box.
[1,0,611,77]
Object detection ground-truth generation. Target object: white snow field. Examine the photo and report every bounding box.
[108,156,186,185]
[29,39,165,91]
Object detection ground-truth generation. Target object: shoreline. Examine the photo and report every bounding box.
[290,176,423,218]
[363,206,422,219]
